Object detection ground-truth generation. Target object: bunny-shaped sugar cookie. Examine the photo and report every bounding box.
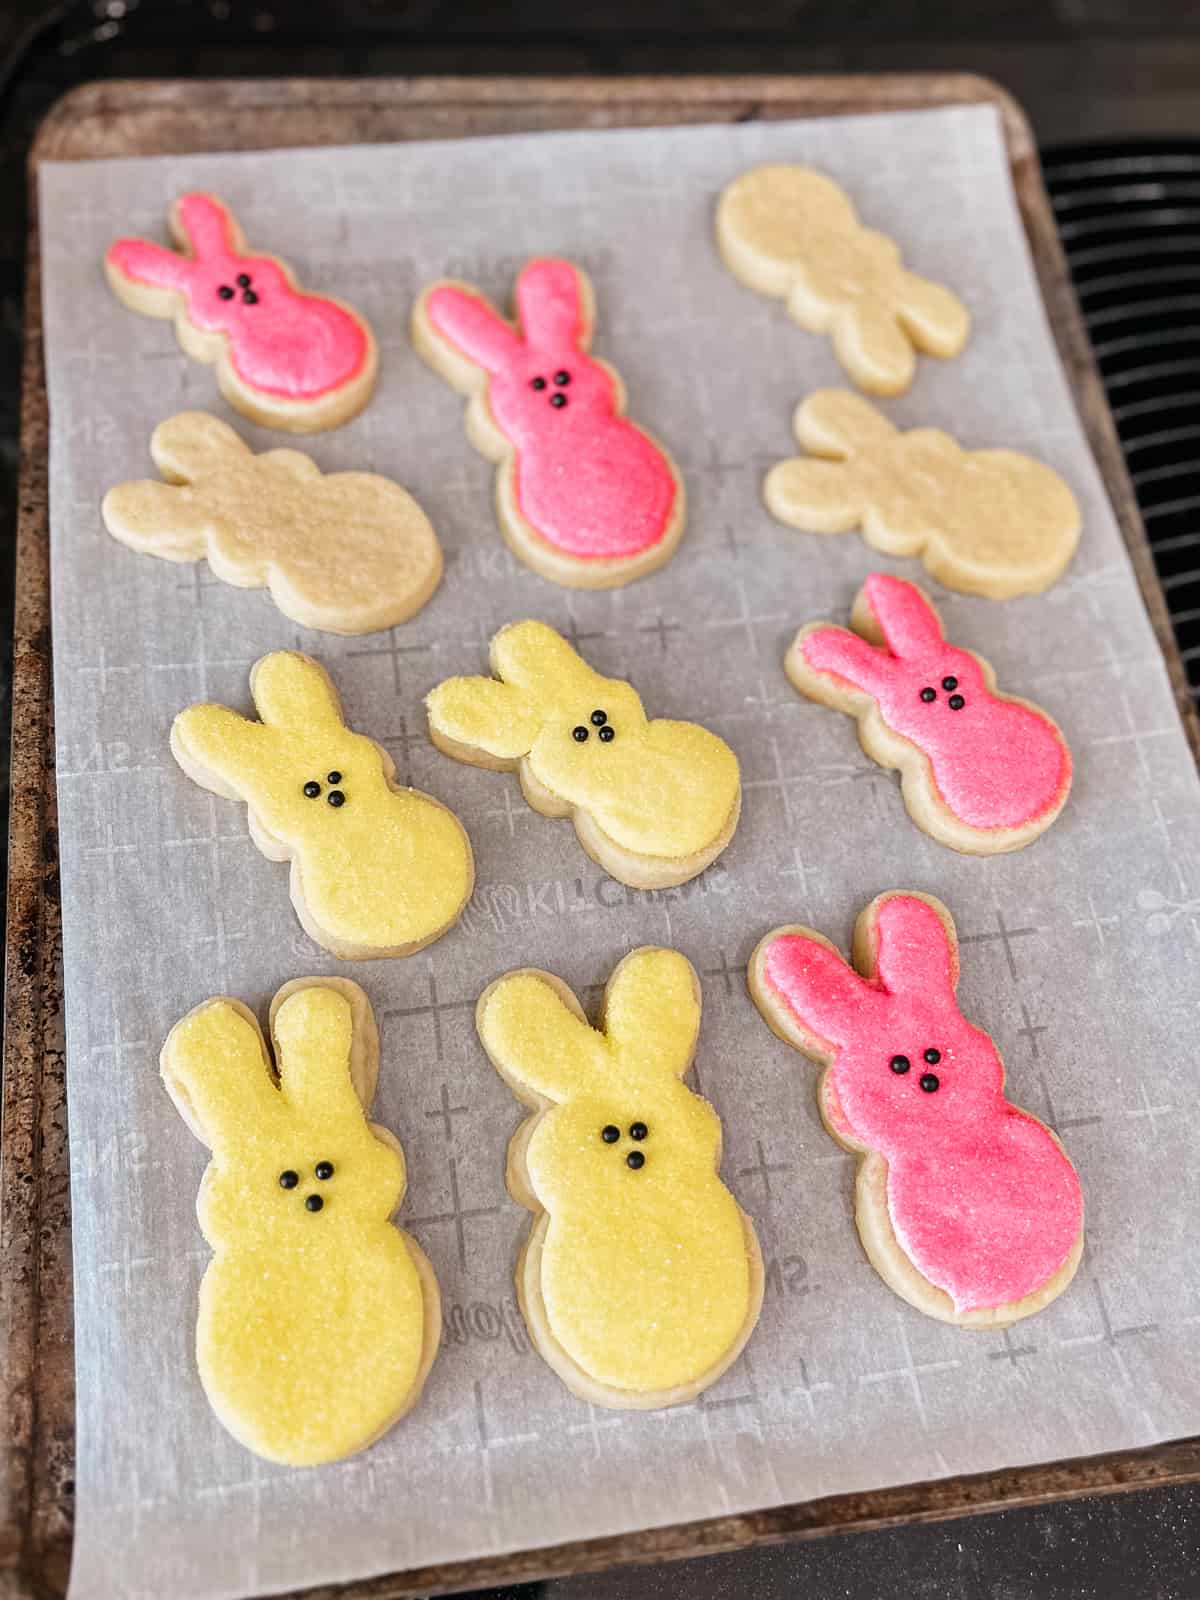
[750,893,1084,1327]
[716,165,970,395]
[426,620,740,888]
[787,574,1072,853]
[413,258,684,588]
[765,390,1081,599]
[161,978,440,1464]
[477,949,763,1406]
[106,194,376,432]
[103,412,441,633]
[172,650,474,959]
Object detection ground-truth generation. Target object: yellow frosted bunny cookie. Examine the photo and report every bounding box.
[765,390,1081,599]
[426,620,740,889]
[717,164,970,395]
[102,411,442,634]
[476,948,763,1408]
[172,650,474,958]
[161,979,441,1464]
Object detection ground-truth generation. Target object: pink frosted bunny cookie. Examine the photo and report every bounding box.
[787,573,1072,854]
[412,258,684,589]
[106,194,377,432]
[750,892,1084,1328]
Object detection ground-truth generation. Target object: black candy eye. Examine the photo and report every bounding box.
[626,1151,645,1170]
[303,781,321,799]
[315,1161,334,1180]
[920,687,936,703]
[236,273,251,288]
[327,771,342,784]
[279,1169,299,1189]
[217,284,234,300]
[890,1054,910,1074]
[942,676,958,691]
[629,1121,647,1140]
[598,726,615,742]
[949,694,965,710]
[305,1194,324,1212]
[601,1124,620,1143]
[554,370,570,385]
[328,790,346,807]
[572,725,589,742]
[924,1048,941,1065]
[919,1074,940,1093]
[590,709,608,727]
[530,376,546,391]
[550,393,567,409]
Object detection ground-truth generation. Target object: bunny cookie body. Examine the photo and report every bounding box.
[788,574,1072,853]
[103,412,441,633]
[161,979,440,1464]
[172,651,473,959]
[766,390,1081,599]
[413,258,684,588]
[426,620,740,888]
[106,194,376,432]
[716,166,970,395]
[477,949,763,1406]
[751,893,1083,1327]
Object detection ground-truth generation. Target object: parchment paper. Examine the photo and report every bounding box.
[40,106,1200,1600]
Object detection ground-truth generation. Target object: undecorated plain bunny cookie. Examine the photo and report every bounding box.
[172,650,473,959]
[477,948,763,1407]
[106,193,377,432]
[716,165,970,394]
[787,573,1072,853]
[161,978,440,1464]
[765,390,1081,599]
[750,893,1084,1328]
[102,412,441,634]
[426,620,740,889]
[412,257,685,588]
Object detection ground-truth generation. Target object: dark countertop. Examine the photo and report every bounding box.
[2,5,1197,1598]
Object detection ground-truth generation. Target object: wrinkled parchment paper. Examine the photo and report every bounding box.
[40,106,1200,1600]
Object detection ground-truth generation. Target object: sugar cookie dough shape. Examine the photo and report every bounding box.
[426,619,740,889]
[477,948,763,1407]
[102,412,441,634]
[716,164,970,395]
[787,573,1072,853]
[750,893,1084,1329]
[765,389,1081,599]
[161,978,441,1465]
[413,256,685,589]
[106,193,377,432]
[171,650,474,960]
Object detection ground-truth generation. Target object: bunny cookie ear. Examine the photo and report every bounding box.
[794,622,890,699]
[250,651,345,734]
[893,269,971,360]
[422,284,523,374]
[796,390,898,460]
[426,675,542,763]
[171,193,240,261]
[857,893,959,1006]
[151,411,249,485]
[514,259,590,350]
[601,948,700,1081]
[855,573,945,659]
[490,619,602,704]
[161,999,283,1155]
[753,927,879,1060]
[273,986,367,1127]
[106,235,195,295]
[172,703,269,798]
[477,971,608,1106]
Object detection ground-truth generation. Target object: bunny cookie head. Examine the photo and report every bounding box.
[106,195,376,431]
[102,411,442,634]
[751,894,1084,1322]
[788,573,1072,852]
[716,166,970,395]
[414,259,684,586]
[161,981,438,1464]
[172,651,474,959]
[478,950,762,1404]
[427,620,740,889]
[765,390,1081,599]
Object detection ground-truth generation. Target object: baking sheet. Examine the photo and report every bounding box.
[39,105,1200,1600]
